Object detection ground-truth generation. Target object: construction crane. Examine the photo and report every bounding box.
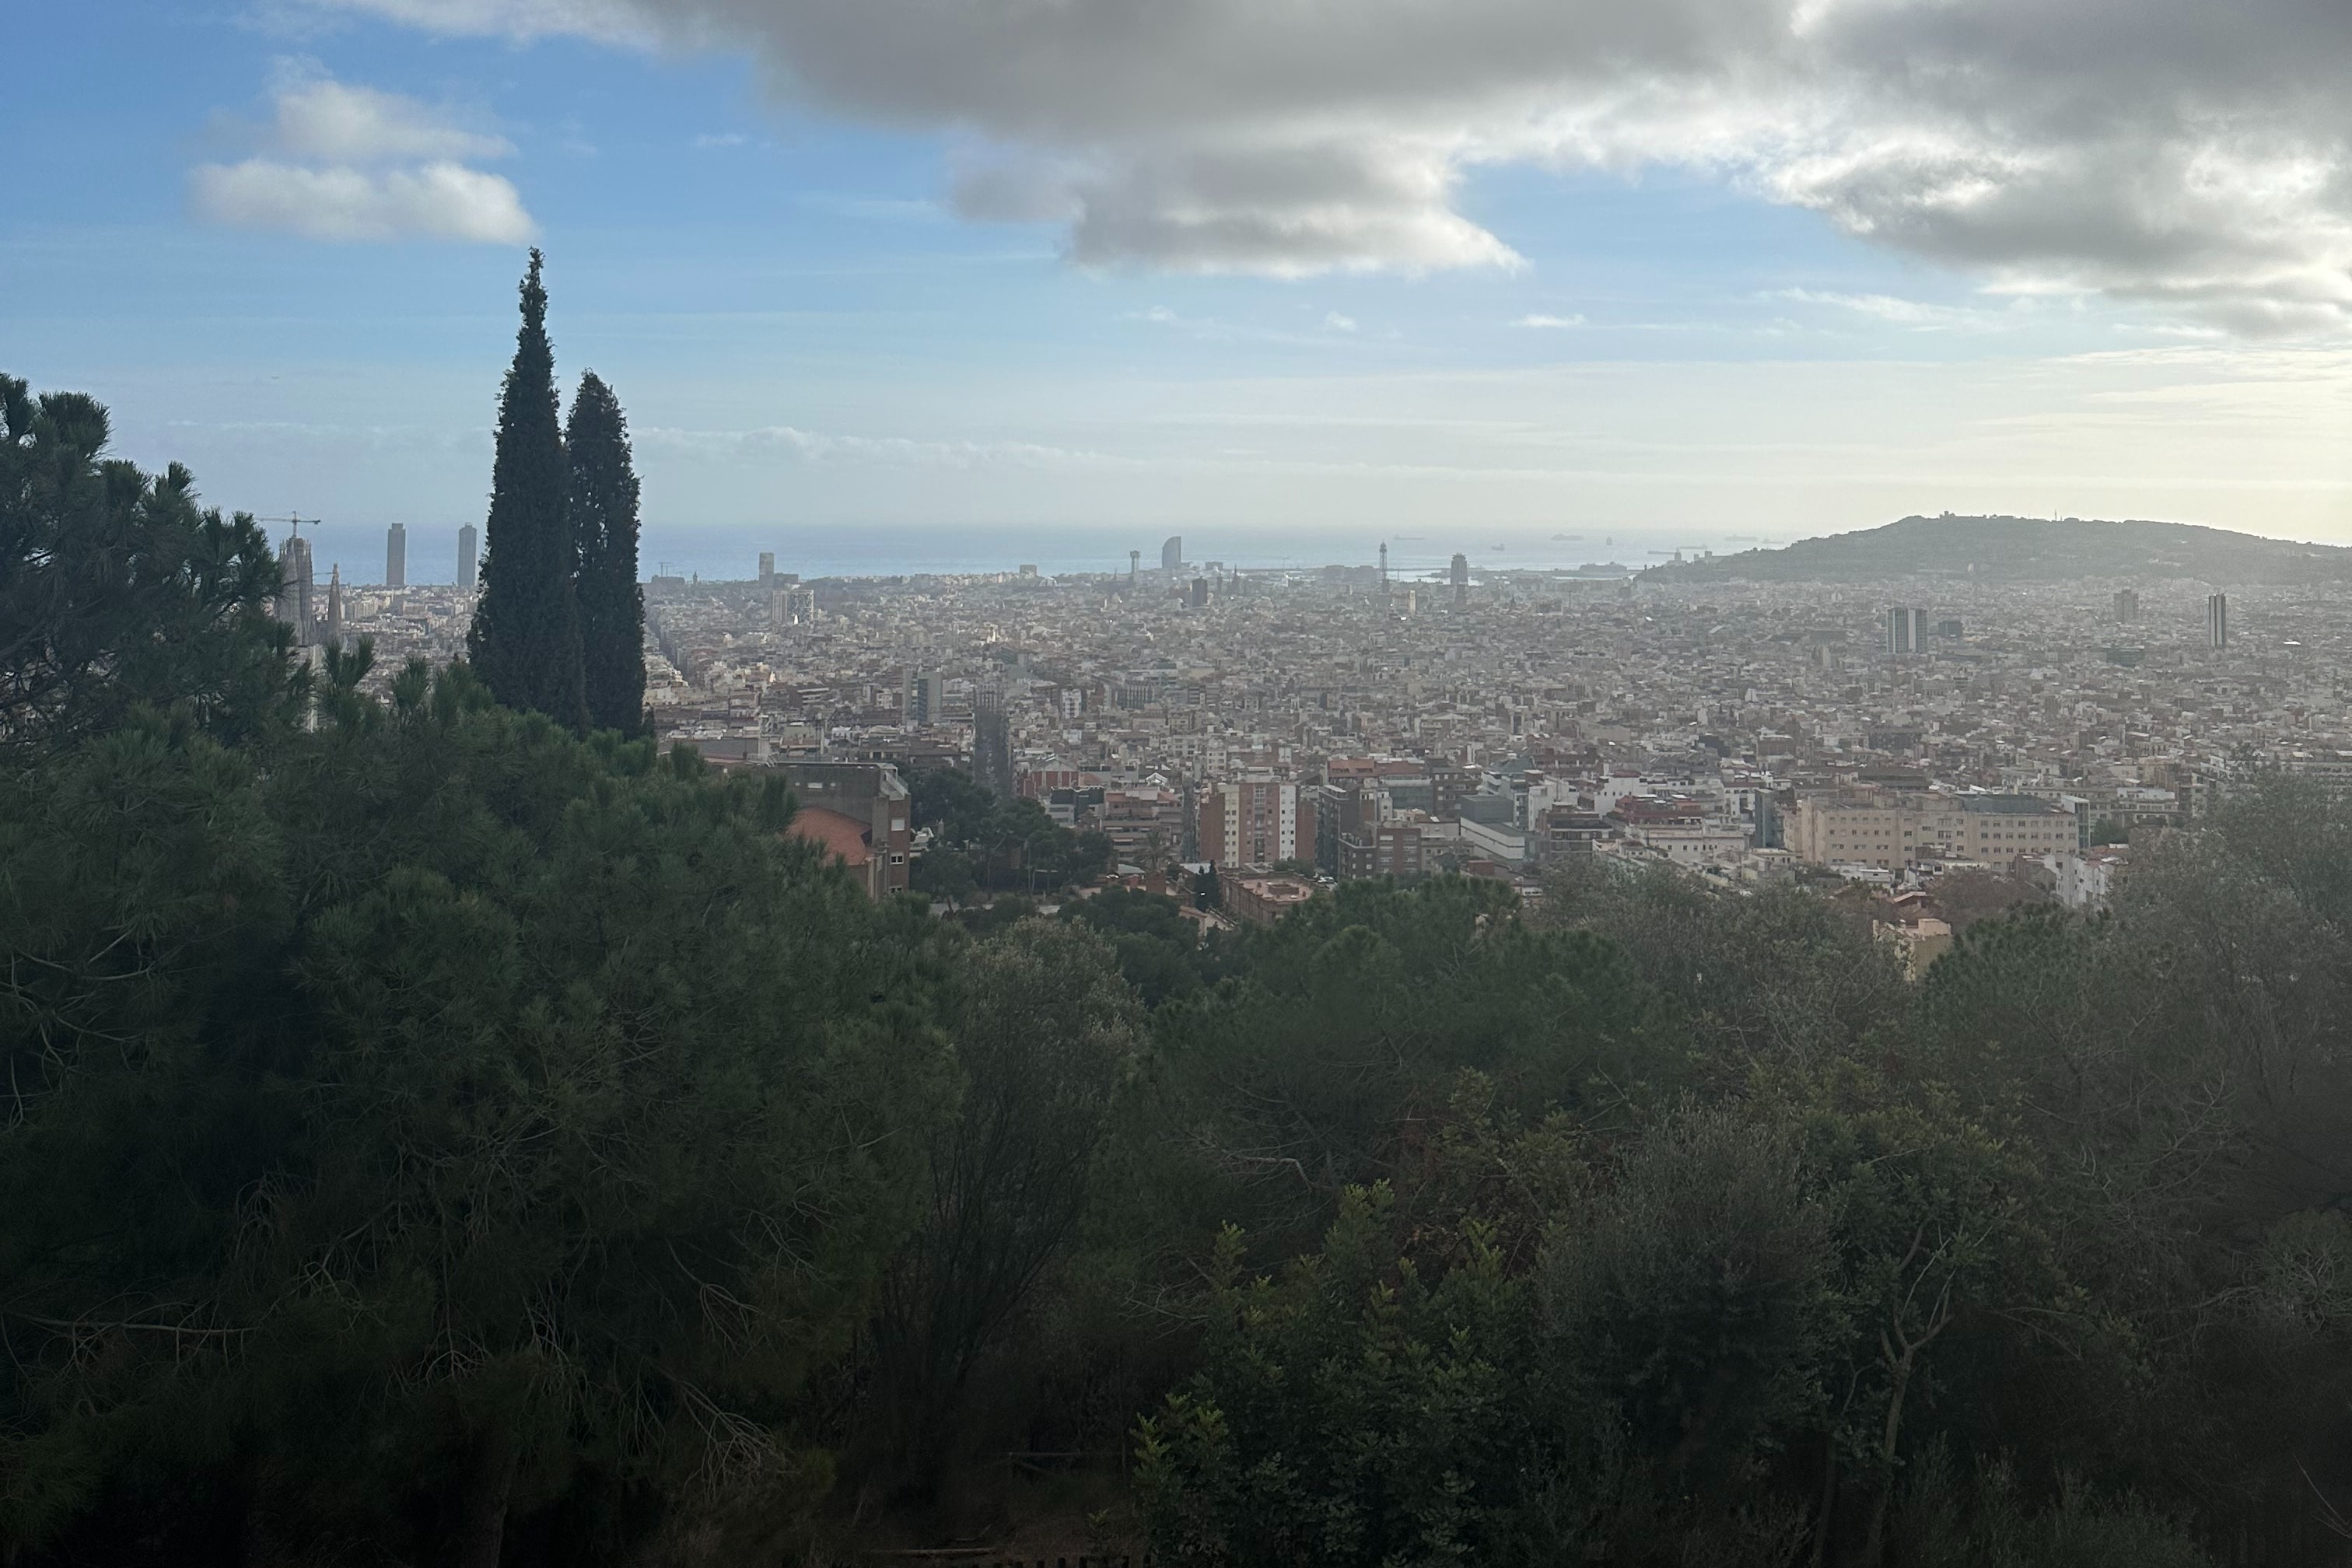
[253,513,320,544]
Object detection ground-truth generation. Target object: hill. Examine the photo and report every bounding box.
[1647,514,2352,585]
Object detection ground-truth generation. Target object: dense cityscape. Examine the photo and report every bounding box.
[289,509,2352,973]
[18,0,2352,1557]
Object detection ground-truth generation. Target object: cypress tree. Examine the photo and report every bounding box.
[467,249,586,729]
[568,370,646,735]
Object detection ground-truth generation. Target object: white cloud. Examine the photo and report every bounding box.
[299,0,2352,327]
[638,423,1119,470]
[192,159,534,241]
[1517,313,1587,329]
[1324,312,1359,332]
[270,75,513,162]
[1771,289,2021,333]
[193,68,532,243]
[693,131,748,149]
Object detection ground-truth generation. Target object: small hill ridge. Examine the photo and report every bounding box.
[1647,514,2352,584]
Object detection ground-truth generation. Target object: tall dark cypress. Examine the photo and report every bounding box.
[568,370,646,735]
[467,249,586,729]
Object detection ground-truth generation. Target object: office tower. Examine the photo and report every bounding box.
[457,523,478,590]
[759,551,775,588]
[385,523,406,588]
[1451,552,1469,606]
[1190,576,1210,607]
[905,667,943,723]
[2207,593,2228,649]
[1161,535,1182,572]
[2115,588,2138,623]
[973,688,1013,796]
[280,533,315,645]
[1885,606,1927,656]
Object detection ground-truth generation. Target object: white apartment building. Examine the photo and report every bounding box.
[1793,791,2077,870]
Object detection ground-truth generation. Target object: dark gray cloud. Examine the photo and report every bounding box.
[311,0,2352,329]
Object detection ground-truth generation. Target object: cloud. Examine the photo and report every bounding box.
[192,67,532,242]
[1770,289,2021,333]
[1517,313,1586,329]
[268,75,514,161]
[694,131,748,148]
[297,0,2352,327]
[1324,312,1359,332]
[638,423,1119,470]
[193,159,534,241]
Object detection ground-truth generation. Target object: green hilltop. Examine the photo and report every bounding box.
[1648,513,2352,584]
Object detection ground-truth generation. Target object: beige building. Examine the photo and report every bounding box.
[1874,915,1954,980]
[1794,791,2076,870]
[1199,775,1315,869]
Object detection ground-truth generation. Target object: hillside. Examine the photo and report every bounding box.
[1647,514,2352,584]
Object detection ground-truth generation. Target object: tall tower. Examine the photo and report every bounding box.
[1161,535,1182,572]
[457,523,479,590]
[1450,552,1469,607]
[2207,593,2228,649]
[281,533,315,645]
[759,551,775,589]
[1129,549,1141,588]
[325,563,344,649]
[973,686,1013,796]
[1885,607,1927,656]
[1379,541,1388,588]
[385,523,406,589]
[2114,587,2138,623]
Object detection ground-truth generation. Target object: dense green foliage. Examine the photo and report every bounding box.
[0,375,303,754]
[568,369,646,737]
[1125,807,2352,1567]
[1061,886,1240,1006]
[906,765,1113,901]
[9,374,2352,1566]
[468,251,588,730]
[0,653,961,1563]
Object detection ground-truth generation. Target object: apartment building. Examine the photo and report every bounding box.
[1198,775,1318,868]
[1793,791,2077,870]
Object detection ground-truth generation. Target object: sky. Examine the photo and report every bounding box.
[11,0,2352,579]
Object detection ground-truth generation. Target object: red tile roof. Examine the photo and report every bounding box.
[789,804,872,866]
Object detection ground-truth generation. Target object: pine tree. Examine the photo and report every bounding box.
[568,370,646,735]
[467,250,586,729]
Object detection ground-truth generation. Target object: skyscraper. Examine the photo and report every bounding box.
[2207,593,2228,649]
[457,523,478,590]
[1451,552,1469,607]
[1161,535,1182,572]
[759,551,775,588]
[385,523,406,588]
[973,687,1014,796]
[905,668,943,723]
[1885,607,1927,656]
[2115,587,2138,622]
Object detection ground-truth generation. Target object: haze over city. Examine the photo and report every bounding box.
[14,5,2352,1568]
